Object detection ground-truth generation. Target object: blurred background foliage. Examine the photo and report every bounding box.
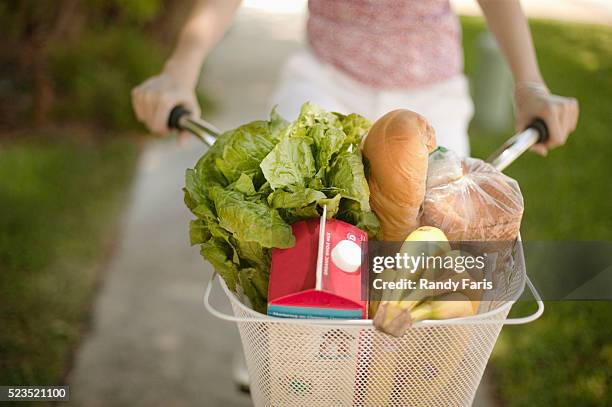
[0,137,138,386]
[0,0,192,390]
[0,0,190,132]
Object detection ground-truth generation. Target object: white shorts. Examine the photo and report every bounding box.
[269,50,474,157]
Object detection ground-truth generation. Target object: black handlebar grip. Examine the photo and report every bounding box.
[168,106,191,130]
[527,118,549,144]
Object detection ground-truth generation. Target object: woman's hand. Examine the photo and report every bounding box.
[514,82,579,156]
[131,73,200,137]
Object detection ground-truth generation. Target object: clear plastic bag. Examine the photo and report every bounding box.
[421,148,524,241]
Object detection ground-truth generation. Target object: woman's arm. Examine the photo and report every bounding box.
[132,0,241,135]
[164,0,242,88]
[477,0,542,83]
[477,0,579,155]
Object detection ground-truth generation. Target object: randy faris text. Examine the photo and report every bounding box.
[372,277,492,292]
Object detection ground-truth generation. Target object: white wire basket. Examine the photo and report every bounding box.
[204,240,544,407]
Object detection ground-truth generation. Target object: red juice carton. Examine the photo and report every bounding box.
[267,214,368,319]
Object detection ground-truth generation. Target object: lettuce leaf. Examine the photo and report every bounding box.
[269,106,289,140]
[337,200,382,240]
[260,137,316,190]
[338,112,372,145]
[234,239,271,275]
[310,125,347,174]
[200,237,239,292]
[267,188,327,209]
[214,121,275,185]
[286,102,342,139]
[238,267,268,314]
[189,219,210,246]
[231,173,256,195]
[328,148,371,211]
[210,186,295,249]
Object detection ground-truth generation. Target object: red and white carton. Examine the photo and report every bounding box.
[267,208,368,319]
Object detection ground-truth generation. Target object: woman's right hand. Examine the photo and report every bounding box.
[131,73,201,136]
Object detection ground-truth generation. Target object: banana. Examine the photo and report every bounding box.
[410,292,477,322]
[373,226,450,336]
[367,226,449,404]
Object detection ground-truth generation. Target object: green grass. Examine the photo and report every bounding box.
[0,135,138,386]
[461,17,612,407]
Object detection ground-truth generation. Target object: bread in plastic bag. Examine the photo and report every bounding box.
[421,148,524,241]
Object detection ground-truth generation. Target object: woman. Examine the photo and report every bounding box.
[132,0,579,389]
[132,0,578,157]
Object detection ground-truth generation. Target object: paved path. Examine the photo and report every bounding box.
[68,8,303,407]
[68,1,610,404]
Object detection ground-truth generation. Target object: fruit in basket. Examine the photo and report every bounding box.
[400,225,450,260]
[367,292,477,404]
[184,102,381,313]
[370,226,450,311]
[402,225,449,246]
[372,226,449,334]
[373,271,482,337]
[412,265,482,301]
[386,293,479,406]
[362,109,436,241]
[410,292,478,322]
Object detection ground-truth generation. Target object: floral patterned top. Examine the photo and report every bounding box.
[307,0,463,89]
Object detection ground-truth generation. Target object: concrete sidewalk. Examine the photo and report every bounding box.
[67,8,304,407]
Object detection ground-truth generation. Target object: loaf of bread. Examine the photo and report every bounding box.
[362,110,436,241]
[421,150,524,241]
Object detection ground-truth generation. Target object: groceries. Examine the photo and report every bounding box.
[185,104,533,407]
[422,147,524,241]
[362,109,437,241]
[369,144,523,335]
[364,111,523,335]
[372,226,481,337]
[186,103,523,328]
[185,102,381,313]
[267,212,368,319]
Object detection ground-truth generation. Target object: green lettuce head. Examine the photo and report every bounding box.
[184,102,381,313]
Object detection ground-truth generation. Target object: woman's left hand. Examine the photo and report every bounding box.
[514,82,579,156]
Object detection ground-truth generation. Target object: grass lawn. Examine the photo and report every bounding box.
[462,17,612,406]
[0,135,138,387]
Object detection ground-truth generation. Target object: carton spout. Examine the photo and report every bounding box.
[315,205,327,291]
